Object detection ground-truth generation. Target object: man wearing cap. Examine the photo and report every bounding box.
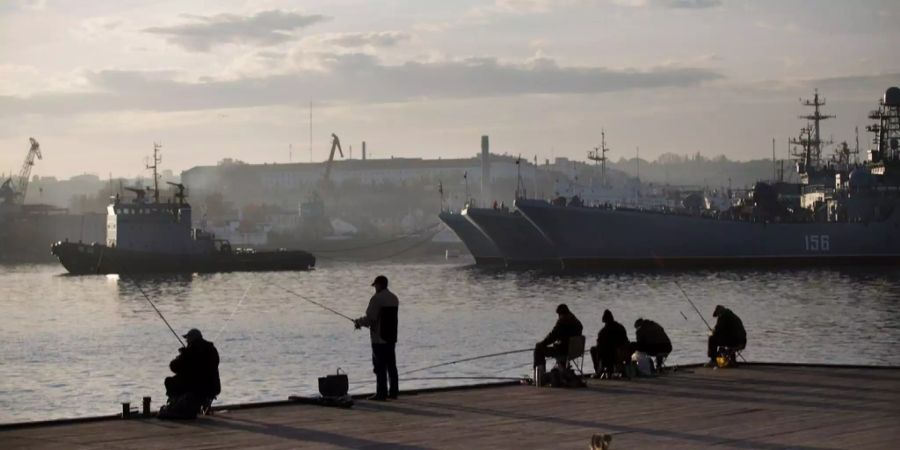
[162,328,221,418]
[534,304,583,370]
[706,305,746,367]
[355,275,399,401]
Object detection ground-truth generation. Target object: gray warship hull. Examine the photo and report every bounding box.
[516,198,900,269]
[462,207,559,266]
[438,211,503,264]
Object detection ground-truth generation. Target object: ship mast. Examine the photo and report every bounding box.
[791,89,834,171]
[587,129,610,187]
[146,142,162,203]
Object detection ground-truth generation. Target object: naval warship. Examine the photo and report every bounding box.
[438,209,503,264]
[51,147,315,275]
[516,87,900,269]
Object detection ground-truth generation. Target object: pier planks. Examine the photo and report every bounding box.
[2,364,899,449]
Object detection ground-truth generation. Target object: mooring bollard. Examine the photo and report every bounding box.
[121,402,130,419]
[142,397,151,418]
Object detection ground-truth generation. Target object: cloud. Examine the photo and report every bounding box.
[0,54,722,115]
[304,31,411,49]
[0,0,46,13]
[144,10,327,52]
[613,0,721,8]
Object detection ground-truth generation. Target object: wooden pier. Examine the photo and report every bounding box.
[3,363,898,449]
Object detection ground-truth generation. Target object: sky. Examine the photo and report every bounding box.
[1,0,898,179]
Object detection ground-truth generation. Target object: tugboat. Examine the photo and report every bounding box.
[51,144,316,275]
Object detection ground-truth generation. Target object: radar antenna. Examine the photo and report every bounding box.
[587,130,610,187]
[145,143,162,203]
[166,181,186,204]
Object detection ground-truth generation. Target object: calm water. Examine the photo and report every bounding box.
[2,260,900,423]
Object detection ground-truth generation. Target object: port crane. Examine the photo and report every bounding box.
[322,133,344,187]
[1,138,42,205]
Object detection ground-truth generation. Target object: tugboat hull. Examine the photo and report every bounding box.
[51,241,316,275]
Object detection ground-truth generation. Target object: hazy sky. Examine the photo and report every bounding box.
[1,0,898,178]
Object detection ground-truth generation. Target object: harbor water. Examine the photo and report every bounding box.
[2,259,900,423]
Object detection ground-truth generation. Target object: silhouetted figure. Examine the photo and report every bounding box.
[534,304,583,368]
[634,318,672,371]
[161,328,220,419]
[707,305,746,366]
[355,275,399,401]
[590,309,630,378]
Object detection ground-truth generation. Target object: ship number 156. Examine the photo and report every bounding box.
[804,235,830,251]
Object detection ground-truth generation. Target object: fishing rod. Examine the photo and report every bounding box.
[401,348,532,376]
[99,248,185,347]
[128,275,186,347]
[674,280,713,332]
[351,375,523,385]
[274,284,355,323]
[674,280,747,363]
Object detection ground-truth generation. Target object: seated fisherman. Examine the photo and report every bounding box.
[534,304,583,370]
[633,318,673,371]
[161,328,221,419]
[706,305,746,367]
[590,309,630,378]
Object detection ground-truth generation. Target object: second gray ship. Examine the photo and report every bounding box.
[517,87,900,269]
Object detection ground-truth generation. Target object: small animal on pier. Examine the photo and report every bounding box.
[590,433,612,450]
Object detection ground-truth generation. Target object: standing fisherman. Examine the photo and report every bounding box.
[355,275,399,401]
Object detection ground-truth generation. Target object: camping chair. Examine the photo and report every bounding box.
[200,397,215,416]
[555,335,586,376]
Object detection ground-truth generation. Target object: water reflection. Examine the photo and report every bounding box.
[1,261,900,423]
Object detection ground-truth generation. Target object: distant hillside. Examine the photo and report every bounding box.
[608,153,799,189]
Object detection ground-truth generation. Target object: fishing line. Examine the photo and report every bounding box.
[274,284,355,323]
[212,281,255,341]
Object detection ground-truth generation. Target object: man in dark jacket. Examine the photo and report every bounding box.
[707,305,746,366]
[634,318,673,371]
[534,304,583,368]
[590,309,630,378]
[163,328,220,418]
[355,275,399,401]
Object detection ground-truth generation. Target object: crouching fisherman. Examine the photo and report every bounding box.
[706,305,746,367]
[160,328,221,419]
[633,318,672,372]
[534,304,583,373]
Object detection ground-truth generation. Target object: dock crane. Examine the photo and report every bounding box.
[2,138,42,205]
[322,133,344,187]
